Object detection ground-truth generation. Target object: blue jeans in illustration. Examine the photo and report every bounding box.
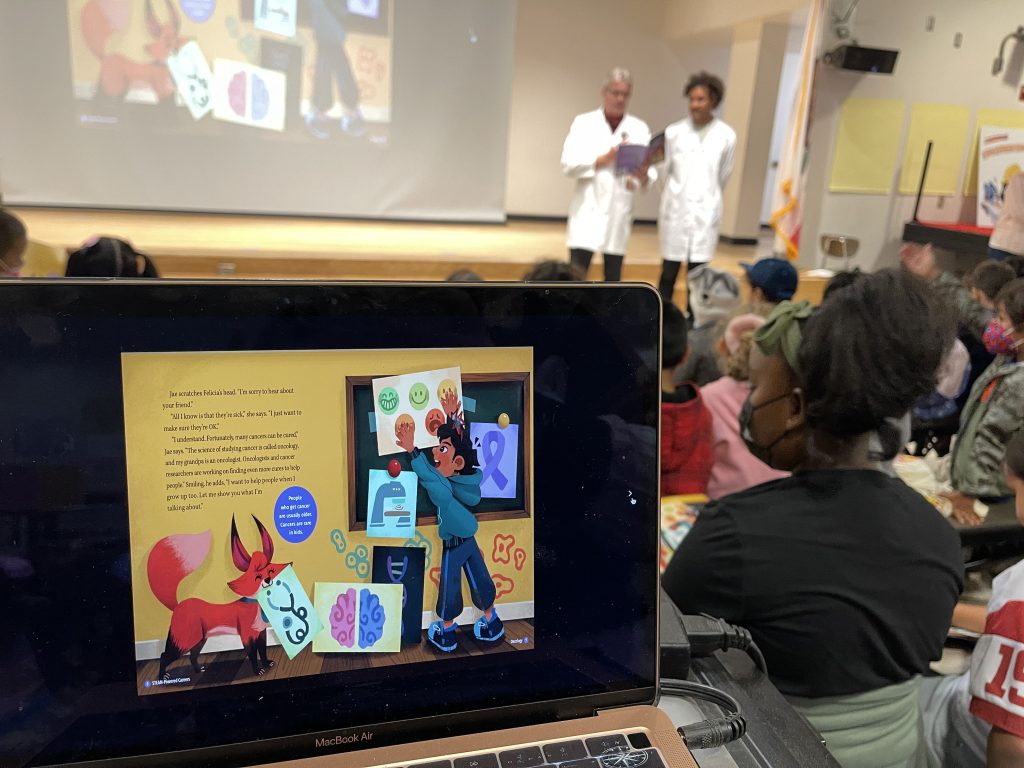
[436,536,496,622]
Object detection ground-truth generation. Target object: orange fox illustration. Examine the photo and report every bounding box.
[81,0,186,101]
[147,515,288,680]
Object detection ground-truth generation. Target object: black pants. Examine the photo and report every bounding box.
[658,260,700,315]
[569,248,624,281]
[312,43,360,112]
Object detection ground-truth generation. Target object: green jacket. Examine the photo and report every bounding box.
[950,356,1024,498]
[931,271,993,340]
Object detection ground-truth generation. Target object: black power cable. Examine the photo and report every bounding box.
[682,613,768,674]
[661,677,747,750]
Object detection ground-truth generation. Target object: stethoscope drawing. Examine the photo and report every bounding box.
[265,579,311,645]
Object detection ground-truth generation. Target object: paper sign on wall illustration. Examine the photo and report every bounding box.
[212,59,287,132]
[372,546,426,645]
[471,422,519,499]
[372,367,463,456]
[254,0,298,38]
[255,565,321,659]
[977,126,1024,227]
[366,469,418,538]
[312,582,403,653]
[166,41,214,121]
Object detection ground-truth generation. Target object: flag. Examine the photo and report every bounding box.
[770,0,825,261]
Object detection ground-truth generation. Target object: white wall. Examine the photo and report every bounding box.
[505,0,731,220]
[665,0,808,40]
[800,0,1024,271]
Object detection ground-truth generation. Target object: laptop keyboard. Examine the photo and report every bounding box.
[405,732,665,768]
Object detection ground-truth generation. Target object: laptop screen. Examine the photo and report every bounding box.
[0,282,661,767]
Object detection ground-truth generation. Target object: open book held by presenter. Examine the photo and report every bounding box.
[616,130,666,175]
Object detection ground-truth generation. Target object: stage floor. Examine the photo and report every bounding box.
[10,207,826,302]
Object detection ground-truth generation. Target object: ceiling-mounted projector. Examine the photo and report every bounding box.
[824,44,899,74]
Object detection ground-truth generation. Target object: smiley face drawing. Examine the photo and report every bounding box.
[425,408,445,436]
[378,387,399,415]
[409,382,430,411]
[437,378,458,403]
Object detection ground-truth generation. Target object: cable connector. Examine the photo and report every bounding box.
[681,613,767,673]
[678,715,747,750]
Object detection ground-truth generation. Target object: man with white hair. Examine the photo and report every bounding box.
[560,68,651,281]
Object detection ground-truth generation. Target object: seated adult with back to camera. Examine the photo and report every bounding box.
[662,270,964,768]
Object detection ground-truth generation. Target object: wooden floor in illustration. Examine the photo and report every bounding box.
[137,619,534,694]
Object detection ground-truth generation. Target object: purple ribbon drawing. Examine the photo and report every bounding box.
[480,429,508,490]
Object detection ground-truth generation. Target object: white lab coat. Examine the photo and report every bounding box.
[561,108,651,254]
[658,116,736,264]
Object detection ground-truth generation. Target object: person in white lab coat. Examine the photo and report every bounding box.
[657,72,736,307]
[561,68,651,281]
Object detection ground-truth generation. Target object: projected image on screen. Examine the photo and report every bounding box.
[66,0,392,143]
[122,347,535,696]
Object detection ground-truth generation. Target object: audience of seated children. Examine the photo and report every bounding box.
[920,431,1024,768]
[0,209,27,277]
[673,264,741,386]
[902,244,1015,341]
[945,278,1024,524]
[660,302,713,495]
[698,307,789,499]
[740,257,798,306]
[663,270,964,768]
[65,236,160,278]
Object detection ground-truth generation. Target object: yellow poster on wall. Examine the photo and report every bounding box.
[829,97,906,194]
[963,109,1024,196]
[898,103,970,196]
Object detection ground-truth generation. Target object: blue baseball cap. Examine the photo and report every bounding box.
[740,258,798,301]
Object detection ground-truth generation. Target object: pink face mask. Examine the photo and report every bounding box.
[984,320,1021,356]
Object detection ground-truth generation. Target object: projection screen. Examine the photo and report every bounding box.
[0,1,517,221]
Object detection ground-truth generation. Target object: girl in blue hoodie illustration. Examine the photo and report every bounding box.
[395,390,503,652]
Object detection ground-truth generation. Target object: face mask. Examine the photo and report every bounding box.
[983,320,1021,356]
[739,391,793,467]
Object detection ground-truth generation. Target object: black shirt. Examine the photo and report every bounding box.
[662,470,964,698]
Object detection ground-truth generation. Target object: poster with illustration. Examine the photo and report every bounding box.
[366,469,418,538]
[312,582,403,653]
[978,126,1024,227]
[255,565,322,659]
[471,422,519,499]
[254,0,298,38]
[166,41,214,120]
[371,367,462,456]
[212,58,287,132]
[371,546,426,644]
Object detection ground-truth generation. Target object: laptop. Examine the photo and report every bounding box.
[0,281,696,768]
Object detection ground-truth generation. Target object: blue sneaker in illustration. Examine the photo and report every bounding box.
[473,612,504,642]
[427,621,458,652]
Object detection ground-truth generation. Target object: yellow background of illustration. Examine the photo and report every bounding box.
[123,347,534,644]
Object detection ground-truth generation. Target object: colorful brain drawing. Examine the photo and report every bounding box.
[330,588,357,648]
[227,71,246,117]
[359,588,387,649]
[251,74,270,121]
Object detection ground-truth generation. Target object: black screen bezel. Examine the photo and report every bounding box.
[0,281,661,768]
